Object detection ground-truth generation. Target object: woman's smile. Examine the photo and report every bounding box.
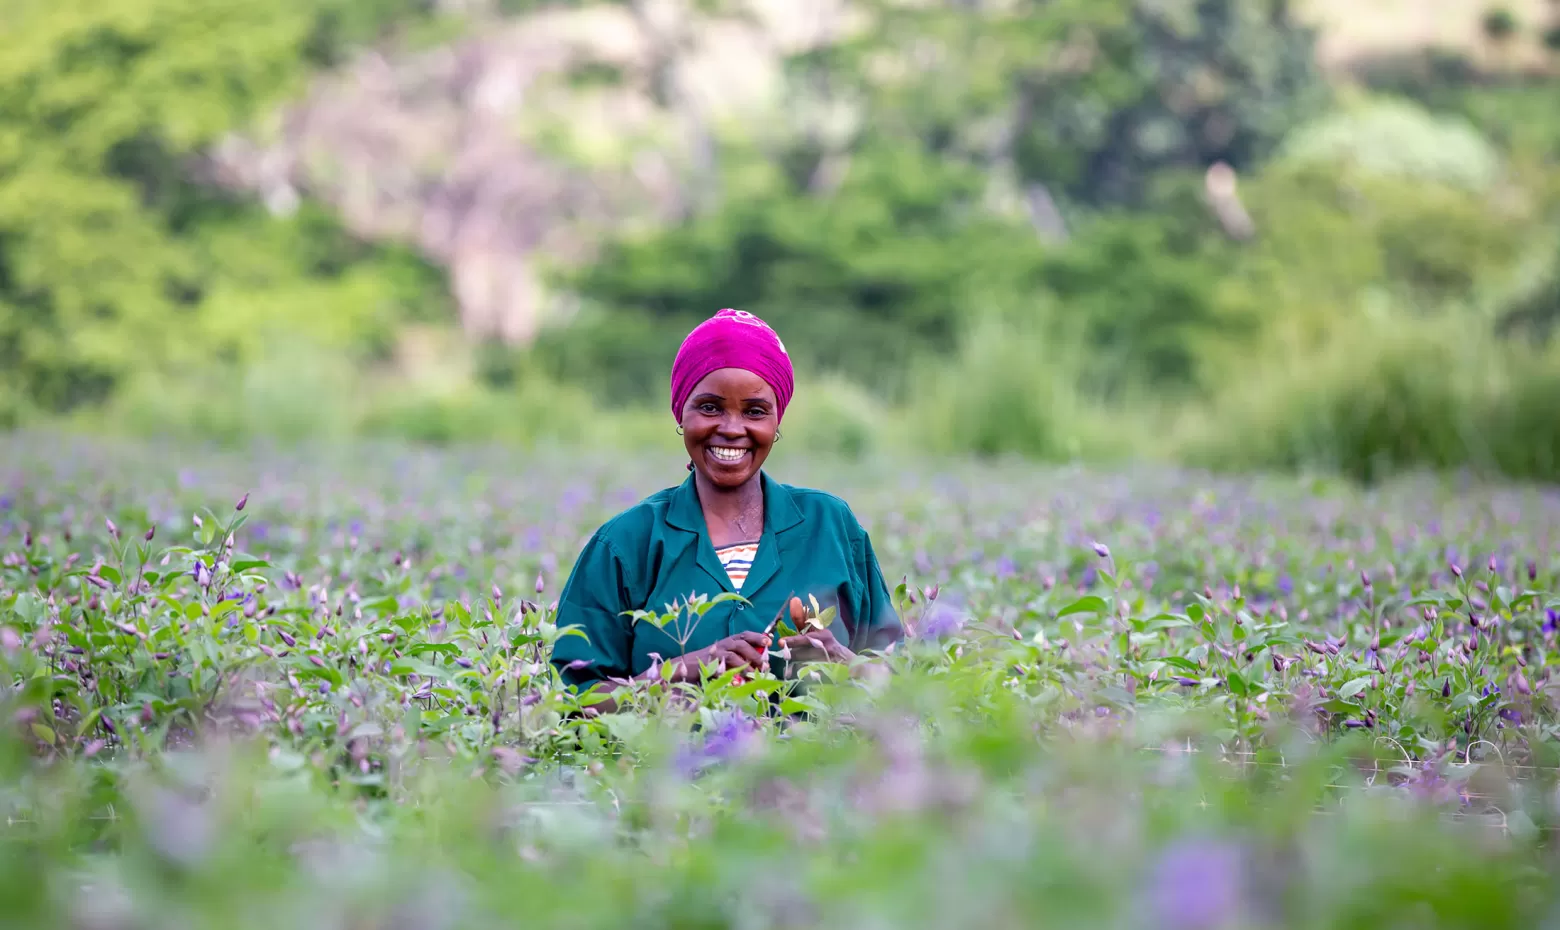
[708,446,748,464]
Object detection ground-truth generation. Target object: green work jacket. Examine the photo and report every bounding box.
[549,471,902,690]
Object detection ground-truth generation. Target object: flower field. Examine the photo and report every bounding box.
[2,432,1560,929]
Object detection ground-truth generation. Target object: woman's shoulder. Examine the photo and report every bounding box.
[770,477,869,534]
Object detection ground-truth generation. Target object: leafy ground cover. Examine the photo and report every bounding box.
[1,432,1559,929]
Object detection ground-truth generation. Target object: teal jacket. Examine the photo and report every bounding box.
[549,471,902,690]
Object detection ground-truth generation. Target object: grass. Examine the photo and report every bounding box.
[1,431,1559,928]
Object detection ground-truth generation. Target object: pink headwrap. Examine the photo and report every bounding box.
[670,309,795,424]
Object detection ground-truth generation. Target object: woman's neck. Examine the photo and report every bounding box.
[694,472,764,541]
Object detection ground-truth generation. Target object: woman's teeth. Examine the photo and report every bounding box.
[710,447,747,463]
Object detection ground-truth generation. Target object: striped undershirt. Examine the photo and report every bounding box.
[714,541,759,591]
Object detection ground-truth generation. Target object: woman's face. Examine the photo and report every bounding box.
[680,367,779,490]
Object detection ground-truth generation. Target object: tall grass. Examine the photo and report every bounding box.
[902,310,1152,464]
[1183,311,1560,483]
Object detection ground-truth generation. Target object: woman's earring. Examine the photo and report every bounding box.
[775,431,782,442]
[676,426,684,436]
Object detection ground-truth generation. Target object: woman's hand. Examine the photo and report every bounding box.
[779,596,856,664]
[670,631,773,683]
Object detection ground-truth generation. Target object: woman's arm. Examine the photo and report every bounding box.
[550,532,636,689]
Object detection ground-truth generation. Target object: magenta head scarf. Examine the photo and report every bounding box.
[669,309,795,424]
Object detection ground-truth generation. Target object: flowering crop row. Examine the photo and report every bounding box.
[0,433,1557,929]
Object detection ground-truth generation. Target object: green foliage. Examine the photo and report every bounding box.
[547,142,1035,402]
[1278,96,1505,192]
[1030,205,1236,394]
[1186,312,1560,484]
[545,0,1326,406]
[1204,156,1536,370]
[0,0,449,422]
[3,0,1560,492]
[906,308,1142,463]
[811,0,1326,207]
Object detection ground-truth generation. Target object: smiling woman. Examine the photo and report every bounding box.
[549,309,904,706]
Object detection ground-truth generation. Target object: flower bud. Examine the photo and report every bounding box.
[535,574,545,595]
[235,492,249,512]
[105,518,119,540]
[144,526,155,542]
[1092,542,1111,559]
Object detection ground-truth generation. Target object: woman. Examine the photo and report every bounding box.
[549,308,902,704]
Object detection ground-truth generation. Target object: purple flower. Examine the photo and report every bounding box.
[917,595,966,640]
[1092,542,1111,559]
[703,710,759,762]
[676,709,762,778]
[1544,609,1558,634]
[1141,837,1247,930]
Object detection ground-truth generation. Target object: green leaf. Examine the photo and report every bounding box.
[390,659,445,679]
[1058,596,1108,617]
[408,643,460,657]
[1338,677,1371,699]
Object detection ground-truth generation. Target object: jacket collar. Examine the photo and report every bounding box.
[665,470,804,598]
[665,470,804,536]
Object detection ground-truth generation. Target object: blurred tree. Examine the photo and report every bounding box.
[550,0,1318,402]
[542,141,1039,400]
[0,0,447,424]
[805,0,1328,208]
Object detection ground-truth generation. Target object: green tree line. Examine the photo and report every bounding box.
[3,0,1559,482]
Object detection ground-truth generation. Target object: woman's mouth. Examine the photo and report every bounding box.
[707,446,749,465]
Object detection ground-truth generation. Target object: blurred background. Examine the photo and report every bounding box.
[3,0,1558,483]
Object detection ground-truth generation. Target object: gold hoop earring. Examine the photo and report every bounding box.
[676,426,684,436]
